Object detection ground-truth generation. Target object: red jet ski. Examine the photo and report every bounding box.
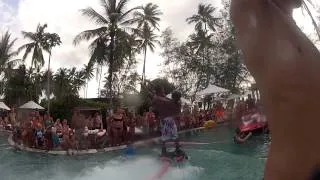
[234,113,268,144]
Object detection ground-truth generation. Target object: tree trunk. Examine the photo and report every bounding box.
[83,81,86,98]
[107,65,113,99]
[142,46,147,83]
[108,29,116,99]
[98,65,103,98]
[47,51,52,115]
[85,81,88,98]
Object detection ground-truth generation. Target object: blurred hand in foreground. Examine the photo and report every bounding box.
[231,0,320,179]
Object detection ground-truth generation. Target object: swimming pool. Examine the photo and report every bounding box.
[0,125,269,180]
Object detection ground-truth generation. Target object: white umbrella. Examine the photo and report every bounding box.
[0,102,10,111]
[198,84,229,96]
[19,101,45,110]
[166,94,192,105]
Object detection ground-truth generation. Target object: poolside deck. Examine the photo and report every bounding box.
[8,127,205,156]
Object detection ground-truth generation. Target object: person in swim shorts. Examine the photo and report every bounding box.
[152,86,182,153]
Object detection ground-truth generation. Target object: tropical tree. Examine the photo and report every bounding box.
[186,3,221,33]
[18,24,48,70]
[102,55,139,97]
[52,68,85,100]
[4,65,42,105]
[186,3,221,91]
[132,3,162,83]
[74,0,139,96]
[132,3,162,30]
[138,77,175,114]
[42,32,61,114]
[81,64,94,98]
[0,31,20,95]
[136,24,160,83]
[0,31,20,72]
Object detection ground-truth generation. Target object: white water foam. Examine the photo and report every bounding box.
[48,156,203,180]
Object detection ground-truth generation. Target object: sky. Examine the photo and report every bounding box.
[0,0,319,98]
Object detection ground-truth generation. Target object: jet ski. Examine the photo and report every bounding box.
[234,112,268,144]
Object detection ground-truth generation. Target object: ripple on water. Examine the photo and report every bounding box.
[44,156,204,180]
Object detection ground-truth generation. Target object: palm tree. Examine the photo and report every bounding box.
[132,3,162,30]
[136,24,160,83]
[18,24,48,70]
[187,3,221,88]
[0,31,20,95]
[42,33,61,114]
[74,0,139,96]
[53,68,85,100]
[0,31,20,72]
[186,3,221,33]
[81,64,94,98]
[4,65,41,105]
[132,3,162,84]
[18,24,61,114]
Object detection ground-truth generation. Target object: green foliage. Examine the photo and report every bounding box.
[42,95,110,121]
[138,78,175,115]
[4,65,42,105]
[0,31,20,96]
[101,54,139,97]
[74,0,140,96]
[18,24,49,70]
[53,67,85,100]
[160,2,250,102]
[186,3,221,33]
[131,2,162,83]
[0,31,20,73]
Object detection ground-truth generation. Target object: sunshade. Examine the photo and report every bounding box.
[0,102,10,110]
[19,101,45,110]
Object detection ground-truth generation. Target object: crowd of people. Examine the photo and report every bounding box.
[6,99,235,151]
[2,92,262,152]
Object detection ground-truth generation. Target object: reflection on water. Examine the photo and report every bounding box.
[0,126,268,180]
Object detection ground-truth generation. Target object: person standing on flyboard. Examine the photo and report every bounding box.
[152,86,185,159]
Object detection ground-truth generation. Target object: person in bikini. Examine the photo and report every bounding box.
[231,0,320,179]
[111,107,124,146]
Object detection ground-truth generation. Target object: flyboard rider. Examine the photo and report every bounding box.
[151,85,188,163]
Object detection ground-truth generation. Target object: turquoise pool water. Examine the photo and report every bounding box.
[0,125,269,180]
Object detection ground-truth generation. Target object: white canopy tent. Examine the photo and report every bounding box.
[0,102,10,111]
[19,101,45,110]
[227,94,241,100]
[166,94,192,105]
[198,84,229,96]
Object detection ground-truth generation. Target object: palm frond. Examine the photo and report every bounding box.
[116,0,130,13]
[119,6,141,23]
[21,31,36,40]
[73,27,108,45]
[81,7,109,25]
[21,44,33,61]
[17,43,34,54]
